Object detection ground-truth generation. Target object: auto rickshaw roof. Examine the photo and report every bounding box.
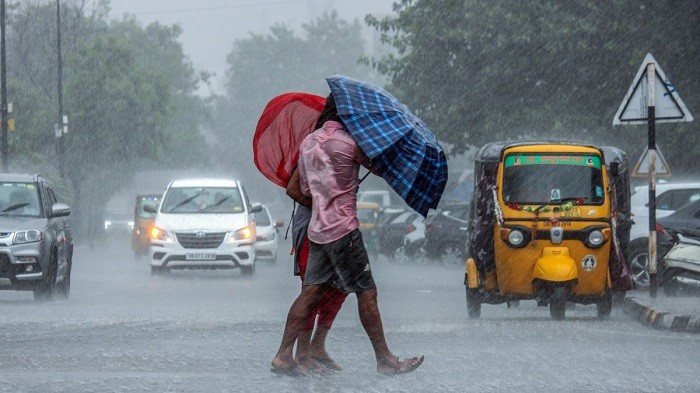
[475,140,604,164]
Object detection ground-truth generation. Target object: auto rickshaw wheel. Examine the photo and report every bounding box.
[596,293,612,319]
[549,287,567,320]
[465,287,481,319]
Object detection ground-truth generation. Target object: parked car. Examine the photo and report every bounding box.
[375,207,415,256]
[146,178,261,277]
[254,204,282,263]
[658,199,700,295]
[0,174,73,300]
[628,182,700,287]
[131,193,161,257]
[397,214,428,264]
[424,203,470,265]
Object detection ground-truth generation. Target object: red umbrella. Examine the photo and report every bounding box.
[253,93,325,188]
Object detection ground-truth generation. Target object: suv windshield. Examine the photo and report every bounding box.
[161,187,243,214]
[502,153,604,205]
[0,182,42,217]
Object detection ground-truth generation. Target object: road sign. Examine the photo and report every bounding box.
[613,53,693,125]
[632,146,671,177]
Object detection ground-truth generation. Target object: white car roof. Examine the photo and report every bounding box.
[633,182,700,193]
[168,178,240,188]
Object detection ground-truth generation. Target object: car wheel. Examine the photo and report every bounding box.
[151,266,167,276]
[393,246,408,264]
[629,239,651,288]
[56,254,72,299]
[241,265,255,278]
[34,254,57,301]
[440,243,464,266]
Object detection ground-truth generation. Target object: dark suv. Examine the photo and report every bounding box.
[0,174,73,300]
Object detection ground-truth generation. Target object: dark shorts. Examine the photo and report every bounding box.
[304,229,376,293]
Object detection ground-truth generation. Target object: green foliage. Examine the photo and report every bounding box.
[213,11,375,200]
[368,0,699,175]
[4,0,210,237]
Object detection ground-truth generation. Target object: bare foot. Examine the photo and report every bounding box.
[270,356,300,376]
[312,355,342,371]
[296,356,333,375]
[377,355,424,376]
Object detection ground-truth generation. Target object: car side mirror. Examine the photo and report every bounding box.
[274,219,284,228]
[51,203,71,217]
[609,162,619,178]
[143,203,157,214]
[250,203,263,213]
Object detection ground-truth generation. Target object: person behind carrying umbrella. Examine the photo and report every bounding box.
[284,114,349,374]
[270,94,424,376]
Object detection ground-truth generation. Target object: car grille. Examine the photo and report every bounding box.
[175,232,226,249]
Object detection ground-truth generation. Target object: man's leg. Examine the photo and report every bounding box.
[310,289,348,370]
[356,288,424,375]
[356,288,392,361]
[270,284,324,372]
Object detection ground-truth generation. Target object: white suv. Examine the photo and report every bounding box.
[253,205,281,263]
[146,178,261,277]
[629,182,700,287]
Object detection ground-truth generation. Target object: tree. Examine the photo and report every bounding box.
[5,0,211,237]
[368,0,699,174]
[212,12,376,204]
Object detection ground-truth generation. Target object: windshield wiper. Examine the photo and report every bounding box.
[197,197,229,212]
[167,193,202,213]
[2,203,29,212]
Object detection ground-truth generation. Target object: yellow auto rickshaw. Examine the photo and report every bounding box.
[357,201,381,257]
[131,193,161,257]
[465,141,632,320]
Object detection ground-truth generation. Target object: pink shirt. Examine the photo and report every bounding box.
[298,121,370,244]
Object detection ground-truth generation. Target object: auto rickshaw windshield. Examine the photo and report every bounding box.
[502,153,605,205]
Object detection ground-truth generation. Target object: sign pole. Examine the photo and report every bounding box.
[646,64,657,298]
[613,53,692,298]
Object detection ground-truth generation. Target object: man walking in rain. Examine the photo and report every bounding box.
[270,95,424,376]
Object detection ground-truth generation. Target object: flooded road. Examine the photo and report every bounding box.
[1,234,698,392]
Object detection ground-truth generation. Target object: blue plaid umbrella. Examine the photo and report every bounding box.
[326,75,448,217]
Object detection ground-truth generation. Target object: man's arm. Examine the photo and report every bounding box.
[286,166,312,208]
[356,146,380,176]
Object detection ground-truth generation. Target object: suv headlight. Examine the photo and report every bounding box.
[14,230,43,244]
[150,227,172,242]
[232,226,254,241]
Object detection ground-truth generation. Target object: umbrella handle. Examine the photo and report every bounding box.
[359,171,371,184]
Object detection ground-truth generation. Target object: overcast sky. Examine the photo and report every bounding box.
[108,0,395,93]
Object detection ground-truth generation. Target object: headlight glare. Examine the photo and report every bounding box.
[150,226,172,242]
[233,226,254,241]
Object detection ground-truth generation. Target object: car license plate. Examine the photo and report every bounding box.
[186,252,216,261]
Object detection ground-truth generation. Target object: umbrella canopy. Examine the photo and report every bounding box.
[326,75,448,216]
[253,92,326,188]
